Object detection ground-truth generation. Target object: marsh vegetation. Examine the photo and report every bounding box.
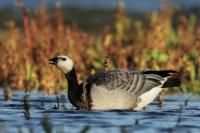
[0,2,199,94]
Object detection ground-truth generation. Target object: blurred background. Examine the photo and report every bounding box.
[0,0,199,94]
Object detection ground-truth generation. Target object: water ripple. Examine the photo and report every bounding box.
[0,92,200,133]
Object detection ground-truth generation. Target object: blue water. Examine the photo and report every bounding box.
[0,91,200,133]
[0,0,199,12]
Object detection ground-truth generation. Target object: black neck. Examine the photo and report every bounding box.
[64,67,81,107]
[65,67,79,88]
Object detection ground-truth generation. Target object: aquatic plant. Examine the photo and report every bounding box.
[134,119,139,125]
[56,96,60,109]
[41,116,52,133]
[157,94,164,108]
[23,94,30,120]
[120,126,129,133]
[60,95,67,110]
[3,88,12,101]
[79,126,90,133]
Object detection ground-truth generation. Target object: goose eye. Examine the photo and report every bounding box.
[62,58,66,61]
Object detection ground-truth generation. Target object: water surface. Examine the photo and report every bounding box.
[0,91,200,133]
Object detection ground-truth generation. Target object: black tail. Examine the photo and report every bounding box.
[142,70,181,88]
[142,70,178,77]
[162,77,181,88]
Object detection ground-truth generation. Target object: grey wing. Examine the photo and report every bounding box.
[130,73,164,96]
[87,69,165,96]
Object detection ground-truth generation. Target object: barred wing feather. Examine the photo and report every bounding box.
[86,70,164,97]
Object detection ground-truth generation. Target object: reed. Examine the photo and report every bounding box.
[3,88,12,101]
[41,116,52,133]
[23,94,30,120]
[80,126,90,133]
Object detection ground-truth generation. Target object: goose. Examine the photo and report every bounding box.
[49,55,181,110]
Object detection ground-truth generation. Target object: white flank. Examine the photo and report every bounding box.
[134,78,167,110]
[91,84,135,110]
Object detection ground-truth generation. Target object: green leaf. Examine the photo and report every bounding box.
[25,62,32,81]
[189,49,199,59]
[92,60,103,69]
[158,53,168,62]
[189,62,195,82]
[151,48,159,59]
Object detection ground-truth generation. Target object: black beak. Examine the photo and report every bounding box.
[49,57,58,65]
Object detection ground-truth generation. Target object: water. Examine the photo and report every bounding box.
[0,91,200,133]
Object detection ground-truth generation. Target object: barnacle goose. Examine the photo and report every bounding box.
[49,55,181,110]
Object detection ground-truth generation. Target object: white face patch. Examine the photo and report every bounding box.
[56,55,74,73]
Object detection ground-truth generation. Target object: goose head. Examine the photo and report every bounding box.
[49,55,74,73]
